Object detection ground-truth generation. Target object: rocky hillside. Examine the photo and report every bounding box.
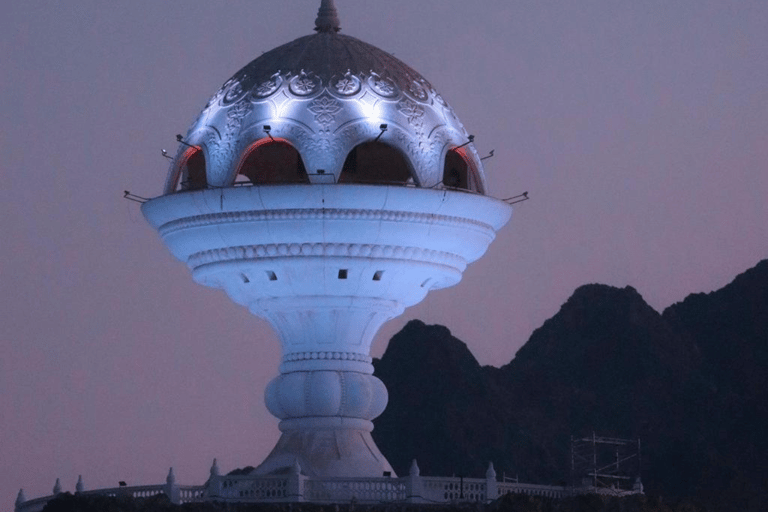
[373,260,768,512]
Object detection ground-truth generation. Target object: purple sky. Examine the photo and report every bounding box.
[2,0,767,507]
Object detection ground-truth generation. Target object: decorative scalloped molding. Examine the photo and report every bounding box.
[159,208,491,237]
[186,242,466,269]
[283,351,371,363]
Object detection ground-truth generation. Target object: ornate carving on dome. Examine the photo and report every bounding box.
[225,102,253,140]
[406,80,429,102]
[304,135,342,158]
[285,124,343,167]
[397,99,425,128]
[308,95,342,127]
[445,104,458,122]
[368,72,398,98]
[337,122,371,151]
[285,124,313,147]
[203,88,226,113]
[205,101,253,180]
[332,70,362,96]
[163,32,490,195]
[250,72,283,99]
[289,70,321,96]
[393,127,443,183]
[222,79,248,106]
[432,126,452,151]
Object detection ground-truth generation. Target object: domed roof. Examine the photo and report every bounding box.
[219,33,431,104]
[166,1,487,195]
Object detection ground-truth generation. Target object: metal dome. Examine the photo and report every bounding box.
[164,2,486,195]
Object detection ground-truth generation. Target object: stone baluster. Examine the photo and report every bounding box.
[406,459,424,503]
[206,459,222,499]
[485,462,498,502]
[165,467,180,504]
[287,459,306,502]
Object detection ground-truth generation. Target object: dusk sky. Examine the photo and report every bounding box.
[2,0,767,508]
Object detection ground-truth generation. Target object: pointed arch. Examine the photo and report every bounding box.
[235,138,309,185]
[338,141,416,185]
[443,147,482,193]
[170,147,207,192]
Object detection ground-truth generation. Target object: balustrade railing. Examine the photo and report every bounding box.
[217,475,291,501]
[179,485,207,503]
[497,481,568,499]
[16,462,641,510]
[15,483,206,512]
[421,476,487,502]
[303,477,406,503]
[81,484,166,500]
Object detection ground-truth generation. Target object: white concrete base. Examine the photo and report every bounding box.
[255,424,394,477]
[142,185,511,479]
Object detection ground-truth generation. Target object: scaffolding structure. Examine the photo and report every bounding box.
[571,433,641,492]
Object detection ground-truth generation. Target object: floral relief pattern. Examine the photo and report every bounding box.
[252,73,282,98]
[334,70,361,95]
[206,101,253,178]
[290,70,319,96]
[397,99,425,128]
[393,127,441,184]
[308,95,342,127]
[286,125,343,170]
[286,125,313,150]
[304,136,341,157]
[223,80,245,105]
[408,81,428,101]
[369,73,397,97]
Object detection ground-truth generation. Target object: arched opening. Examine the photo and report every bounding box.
[173,147,207,191]
[339,141,415,185]
[236,139,309,185]
[442,147,481,192]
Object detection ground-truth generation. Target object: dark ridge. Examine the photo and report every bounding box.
[373,260,768,512]
[662,259,768,506]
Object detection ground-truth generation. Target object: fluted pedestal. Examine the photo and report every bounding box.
[256,299,395,476]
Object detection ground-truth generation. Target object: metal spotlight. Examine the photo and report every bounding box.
[175,134,197,149]
[374,123,388,142]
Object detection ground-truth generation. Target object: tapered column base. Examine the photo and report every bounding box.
[254,420,395,477]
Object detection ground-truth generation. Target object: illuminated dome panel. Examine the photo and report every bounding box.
[165,32,487,194]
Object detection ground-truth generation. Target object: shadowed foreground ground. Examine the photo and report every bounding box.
[41,492,709,512]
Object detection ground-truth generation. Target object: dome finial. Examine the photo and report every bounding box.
[315,0,340,33]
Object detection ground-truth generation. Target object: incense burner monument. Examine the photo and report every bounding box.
[141,0,512,479]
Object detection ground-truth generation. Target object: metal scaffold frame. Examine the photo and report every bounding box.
[571,432,641,492]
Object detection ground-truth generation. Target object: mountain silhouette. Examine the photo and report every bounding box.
[373,260,768,512]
